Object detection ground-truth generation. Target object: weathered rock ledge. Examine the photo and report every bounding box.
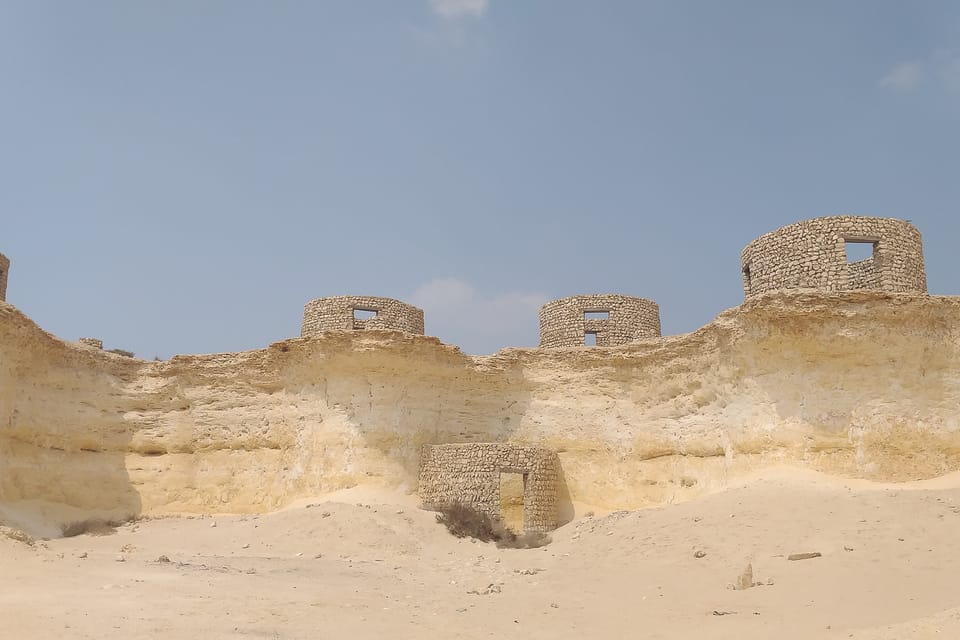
[2,291,959,523]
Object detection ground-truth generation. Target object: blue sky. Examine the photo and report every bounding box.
[2,1,958,356]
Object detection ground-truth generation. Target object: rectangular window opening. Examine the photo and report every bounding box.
[584,332,598,346]
[499,472,525,534]
[584,310,609,321]
[353,308,378,321]
[845,239,877,263]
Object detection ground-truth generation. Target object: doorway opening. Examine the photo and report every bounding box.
[499,472,526,533]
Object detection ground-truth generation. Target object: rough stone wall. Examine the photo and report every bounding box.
[301,296,424,337]
[0,253,8,302]
[78,338,103,349]
[539,294,661,348]
[419,443,561,533]
[741,216,926,297]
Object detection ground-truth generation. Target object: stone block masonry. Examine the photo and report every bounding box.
[419,443,562,534]
[301,296,424,337]
[0,252,9,302]
[78,338,103,349]
[741,216,926,298]
[539,294,661,348]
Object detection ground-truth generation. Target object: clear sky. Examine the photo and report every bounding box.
[2,1,958,357]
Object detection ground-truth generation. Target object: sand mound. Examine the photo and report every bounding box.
[2,473,960,639]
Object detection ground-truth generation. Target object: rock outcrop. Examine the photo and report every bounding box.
[3,291,960,524]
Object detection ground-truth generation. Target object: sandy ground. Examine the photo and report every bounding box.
[5,471,960,639]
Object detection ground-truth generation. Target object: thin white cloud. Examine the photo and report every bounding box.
[430,0,489,19]
[879,61,924,92]
[410,277,548,354]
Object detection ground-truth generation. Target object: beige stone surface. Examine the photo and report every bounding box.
[419,443,561,533]
[741,216,926,296]
[539,293,661,347]
[301,295,424,337]
[0,252,8,302]
[4,290,960,531]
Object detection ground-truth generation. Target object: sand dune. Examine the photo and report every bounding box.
[4,470,960,639]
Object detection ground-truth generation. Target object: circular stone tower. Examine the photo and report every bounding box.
[538,294,661,348]
[740,216,926,298]
[301,296,425,337]
[0,252,9,302]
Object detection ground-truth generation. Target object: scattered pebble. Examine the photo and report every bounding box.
[694,550,707,559]
[468,583,502,595]
[156,555,170,563]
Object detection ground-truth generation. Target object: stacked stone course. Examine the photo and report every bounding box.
[539,294,661,348]
[301,296,424,337]
[418,443,561,533]
[78,338,103,349]
[741,216,926,298]
[0,252,9,302]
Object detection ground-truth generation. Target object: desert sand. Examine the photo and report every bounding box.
[5,469,960,639]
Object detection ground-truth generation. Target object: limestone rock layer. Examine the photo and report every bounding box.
[2,291,960,520]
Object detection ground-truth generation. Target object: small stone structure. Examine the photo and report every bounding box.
[741,216,926,298]
[301,296,424,337]
[419,443,561,534]
[78,338,103,349]
[539,294,661,348]
[0,252,9,302]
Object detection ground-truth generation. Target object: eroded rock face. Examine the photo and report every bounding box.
[3,291,960,520]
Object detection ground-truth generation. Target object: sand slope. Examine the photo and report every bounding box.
[4,471,960,639]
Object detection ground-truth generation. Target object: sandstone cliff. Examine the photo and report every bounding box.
[2,292,959,525]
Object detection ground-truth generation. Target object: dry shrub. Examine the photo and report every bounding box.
[60,518,127,538]
[435,504,551,549]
